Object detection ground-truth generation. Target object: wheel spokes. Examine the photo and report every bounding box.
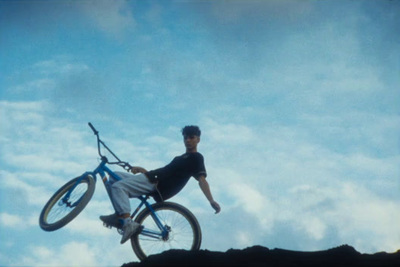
[138,209,195,255]
[46,182,88,224]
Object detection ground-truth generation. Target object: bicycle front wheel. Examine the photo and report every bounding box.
[131,202,202,260]
[39,175,95,231]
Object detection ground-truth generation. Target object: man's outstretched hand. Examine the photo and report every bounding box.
[210,200,221,214]
[130,166,148,174]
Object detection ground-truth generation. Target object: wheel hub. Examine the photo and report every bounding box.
[162,225,171,241]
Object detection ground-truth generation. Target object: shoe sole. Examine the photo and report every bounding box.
[120,225,144,244]
[100,218,122,229]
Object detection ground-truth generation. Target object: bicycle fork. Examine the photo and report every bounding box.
[60,172,94,208]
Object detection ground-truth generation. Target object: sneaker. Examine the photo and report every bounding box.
[100,213,122,229]
[120,219,140,244]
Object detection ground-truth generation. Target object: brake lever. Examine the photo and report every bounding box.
[120,162,133,172]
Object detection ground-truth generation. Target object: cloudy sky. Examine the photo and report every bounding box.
[1,0,399,266]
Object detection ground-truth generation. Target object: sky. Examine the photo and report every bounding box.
[0,0,399,266]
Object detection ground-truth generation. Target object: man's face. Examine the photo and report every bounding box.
[183,135,200,151]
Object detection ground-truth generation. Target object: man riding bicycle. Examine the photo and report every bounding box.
[100,125,221,244]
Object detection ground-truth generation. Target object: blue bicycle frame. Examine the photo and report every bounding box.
[61,126,169,240]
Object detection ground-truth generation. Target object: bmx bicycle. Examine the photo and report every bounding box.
[39,123,202,260]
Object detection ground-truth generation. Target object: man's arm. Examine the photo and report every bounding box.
[198,176,221,214]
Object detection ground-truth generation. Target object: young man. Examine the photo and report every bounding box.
[100,125,221,244]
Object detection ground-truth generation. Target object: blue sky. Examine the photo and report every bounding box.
[1,0,399,266]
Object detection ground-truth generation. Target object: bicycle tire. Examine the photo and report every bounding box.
[39,175,95,231]
[131,202,202,261]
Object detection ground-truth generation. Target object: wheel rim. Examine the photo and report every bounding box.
[44,181,89,224]
[137,208,197,257]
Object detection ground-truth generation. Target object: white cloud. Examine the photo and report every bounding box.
[0,101,46,129]
[0,213,23,228]
[13,78,56,93]
[1,170,54,207]
[236,231,256,248]
[63,198,116,237]
[0,100,97,174]
[195,117,400,252]
[33,59,90,76]
[228,182,274,231]
[205,119,255,144]
[67,216,114,237]
[80,0,136,39]
[209,0,313,24]
[332,183,400,252]
[271,181,400,252]
[21,242,97,267]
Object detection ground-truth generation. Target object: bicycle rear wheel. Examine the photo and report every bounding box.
[131,202,202,261]
[39,175,95,231]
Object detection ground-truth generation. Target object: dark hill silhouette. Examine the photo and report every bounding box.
[122,245,400,267]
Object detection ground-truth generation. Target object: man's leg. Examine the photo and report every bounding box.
[101,172,154,227]
[111,172,156,215]
[108,172,156,244]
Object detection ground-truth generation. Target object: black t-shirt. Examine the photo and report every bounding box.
[146,152,207,202]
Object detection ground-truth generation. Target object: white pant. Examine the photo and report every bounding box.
[111,172,156,214]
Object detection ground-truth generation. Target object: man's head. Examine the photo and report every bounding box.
[182,125,201,137]
[182,125,201,152]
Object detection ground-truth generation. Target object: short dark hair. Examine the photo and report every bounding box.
[182,125,201,137]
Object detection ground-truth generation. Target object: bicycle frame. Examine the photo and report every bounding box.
[61,126,169,240]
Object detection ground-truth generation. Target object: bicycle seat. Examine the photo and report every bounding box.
[145,192,163,202]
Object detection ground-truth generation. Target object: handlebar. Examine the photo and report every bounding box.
[88,122,98,135]
[88,122,133,171]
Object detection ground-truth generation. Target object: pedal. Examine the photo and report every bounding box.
[116,225,143,236]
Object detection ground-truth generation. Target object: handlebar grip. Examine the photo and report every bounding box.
[125,163,133,171]
[88,122,98,135]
